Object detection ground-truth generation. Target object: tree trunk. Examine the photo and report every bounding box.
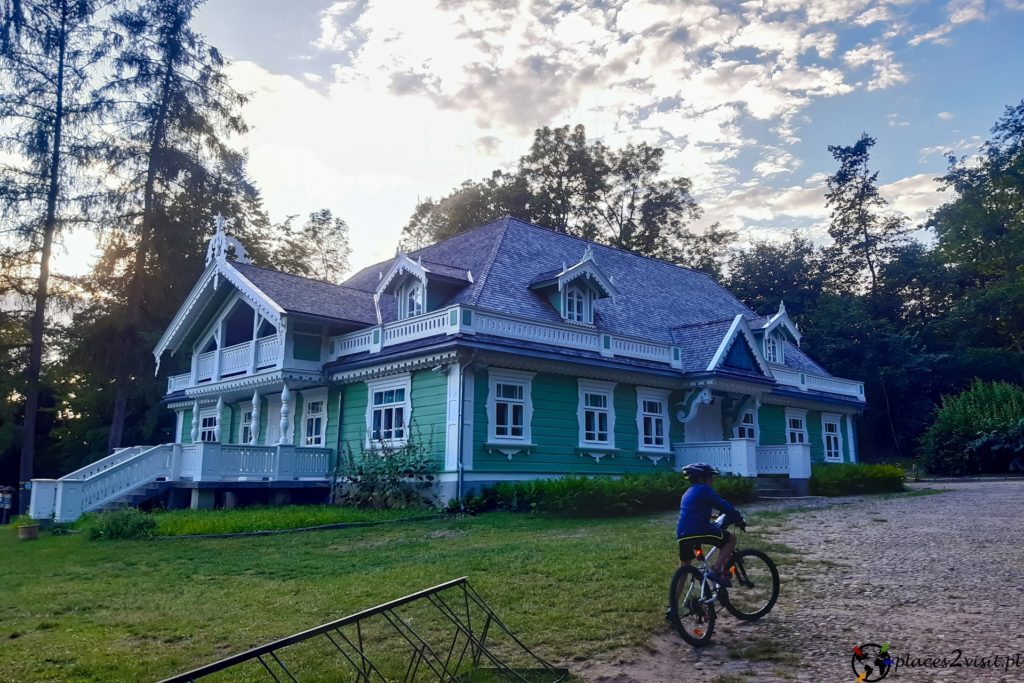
[107,24,179,452]
[19,0,68,510]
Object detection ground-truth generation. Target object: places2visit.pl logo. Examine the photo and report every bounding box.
[852,643,893,682]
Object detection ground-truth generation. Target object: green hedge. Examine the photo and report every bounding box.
[919,380,1024,475]
[464,472,757,518]
[809,463,905,496]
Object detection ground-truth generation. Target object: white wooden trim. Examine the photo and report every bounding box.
[734,407,760,442]
[636,386,670,453]
[577,379,617,449]
[444,365,462,471]
[301,387,329,447]
[706,314,772,376]
[785,407,808,445]
[486,368,535,446]
[847,415,858,463]
[365,373,412,448]
[821,412,843,462]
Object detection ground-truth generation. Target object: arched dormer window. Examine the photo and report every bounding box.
[764,334,782,364]
[401,281,424,319]
[565,286,586,323]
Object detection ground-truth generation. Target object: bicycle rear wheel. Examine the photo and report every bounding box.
[719,549,780,621]
[668,565,715,646]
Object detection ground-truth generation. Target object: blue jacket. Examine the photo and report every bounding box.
[676,483,742,538]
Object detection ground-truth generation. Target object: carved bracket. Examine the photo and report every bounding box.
[675,387,712,423]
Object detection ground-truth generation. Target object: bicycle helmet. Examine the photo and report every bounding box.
[682,462,718,480]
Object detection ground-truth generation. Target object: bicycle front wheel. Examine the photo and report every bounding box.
[668,565,716,646]
[719,549,780,621]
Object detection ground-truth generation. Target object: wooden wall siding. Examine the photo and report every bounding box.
[324,386,343,453]
[409,369,447,463]
[228,403,240,444]
[472,370,679,475]
[757,404,786,446]
[292,390,304,447]
[807,410,824,462]
[340,381,369,460]
[181,408,193,444]
[257,397,269,446]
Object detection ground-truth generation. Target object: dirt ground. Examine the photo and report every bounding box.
[575,480,1024,683]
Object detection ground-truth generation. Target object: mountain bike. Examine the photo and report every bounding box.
[667,514,780,647]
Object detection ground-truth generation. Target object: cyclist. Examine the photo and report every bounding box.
[677,463,745,587]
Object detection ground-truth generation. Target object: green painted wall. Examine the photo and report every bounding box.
[324,386,343,453]
[807,410,824,462]
[228,404,240,443]
[292,390,304,447]
[257,398,269,445]
[841,415,852,461]
[410,369,447,463]
[757,404,786,445]
[181,409,193,444]
[471,370,681,476]
[338,372,446,465]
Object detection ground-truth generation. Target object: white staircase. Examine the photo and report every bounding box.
[29,444,174,523]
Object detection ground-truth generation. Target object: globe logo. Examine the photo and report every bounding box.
[852,643,893,681]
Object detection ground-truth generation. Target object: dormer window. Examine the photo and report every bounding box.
[565,286,587,323]
[765,334,782,364]
[404,282,424,318]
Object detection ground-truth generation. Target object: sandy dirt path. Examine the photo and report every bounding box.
[576,481,1024,683]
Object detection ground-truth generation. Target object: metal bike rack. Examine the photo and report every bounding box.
[159,577,568,683]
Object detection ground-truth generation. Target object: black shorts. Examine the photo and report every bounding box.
[678,530,732,562]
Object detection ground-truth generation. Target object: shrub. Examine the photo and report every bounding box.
[334,430,439,509]
[80,508,157,540]
[919,380,1024,475]
[472,472,756,518]
[809,463,905,496]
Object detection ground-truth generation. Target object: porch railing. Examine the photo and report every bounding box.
[674,441,733,472]
[30,442,335,523]
[755,445,789,474]
[172,335,282,392]
[770,364,863,399]
[672,441,812,482]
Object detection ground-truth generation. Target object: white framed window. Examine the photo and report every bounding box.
[578,380,616,448]
[785,408,807,445]
[735,409,758,440]
[565,286,586,323]
[199,410,218,443]
[240,407,254,444]
[636,387,670,452]
[487,369,534,444]
[303,389,328,447]
[398,281,425,319]
[764,334,780,364]
[822,414,843,462]
[366,374,411,446]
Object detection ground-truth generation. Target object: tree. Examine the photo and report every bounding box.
[726,234,825,316]
[100,0,248,451]
[269,209,352,284]
[0,0,108,502]
[928,100,1024,357]
[401,124,715,269]
[824,133,910,303]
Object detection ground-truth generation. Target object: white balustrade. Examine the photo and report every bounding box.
[167,374,190,393]
[220,445,276,478]
[78,445,172,511]
[674,441,733,473]
[59,446,148,481]
[219,340,251,376]
[179,443,201,478]
[756,445,790,475]
[383,309,450,344]
[475,312,603,350]
[255,335,280,368]
[805,374,862,398]
[611,337,673,362]
[196,350,216,381]
[329,331,373,356]
[771,367,802,386]
[295,448,333,478]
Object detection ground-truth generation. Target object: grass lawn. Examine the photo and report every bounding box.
[141,505,420,536]
[1,510,795,682]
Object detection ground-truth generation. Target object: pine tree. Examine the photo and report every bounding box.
[100,0,248,451]
[0,0,109,502]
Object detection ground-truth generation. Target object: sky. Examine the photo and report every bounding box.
[53,0,1024,277]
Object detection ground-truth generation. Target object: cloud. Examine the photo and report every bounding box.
[843,43,907,89]
[937,111,954,120]
[909,0,988,45]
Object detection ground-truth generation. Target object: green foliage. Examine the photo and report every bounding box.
[334,432,439,509]
[919,380,1024,475]
[401,124,735,274]
[809,463,905,496]
[79,508,157,540]
[466,473,756,518]
[147,505,413,536]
